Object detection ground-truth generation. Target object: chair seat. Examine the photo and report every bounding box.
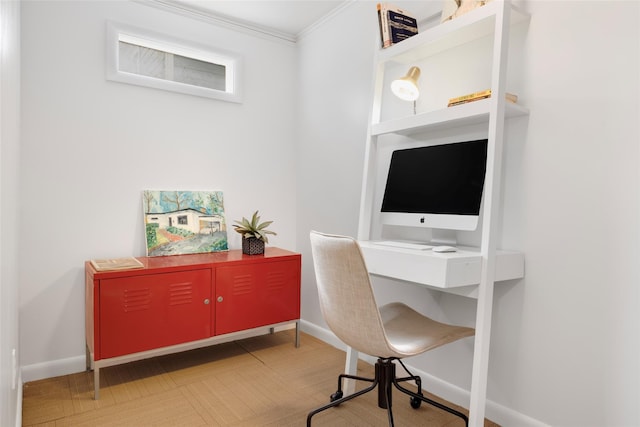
[380,302,475,358]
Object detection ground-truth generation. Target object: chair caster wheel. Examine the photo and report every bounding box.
[330,391,343,402]
[410,396,422,409]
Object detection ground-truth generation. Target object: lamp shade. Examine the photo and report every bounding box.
[391,66,421,101]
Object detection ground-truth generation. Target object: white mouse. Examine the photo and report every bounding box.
[433,245,457,253]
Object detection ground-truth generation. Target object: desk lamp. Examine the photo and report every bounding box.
[391,66,421,114]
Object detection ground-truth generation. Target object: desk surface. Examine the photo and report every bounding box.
[358,241,524,298]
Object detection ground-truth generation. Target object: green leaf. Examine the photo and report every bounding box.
[256,220,273,230]
[232,210,276,242]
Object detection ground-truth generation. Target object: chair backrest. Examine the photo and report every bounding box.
[309,231,395,357]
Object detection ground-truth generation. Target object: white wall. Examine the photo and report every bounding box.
[19,1,298,377]
[295,1,378,327]
[15,1,640,426]
[0,1,22,426]
[297,1,639,426]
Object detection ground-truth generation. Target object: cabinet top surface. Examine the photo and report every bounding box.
[86,247,300,278]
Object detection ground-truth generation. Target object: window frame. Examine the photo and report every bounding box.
[106,22,243,103]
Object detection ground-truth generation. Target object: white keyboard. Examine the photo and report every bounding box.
[371,240,434,251]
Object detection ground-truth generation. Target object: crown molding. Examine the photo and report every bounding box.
[137,0,298,44]
[136,0,355,44]
[297,0,355,41]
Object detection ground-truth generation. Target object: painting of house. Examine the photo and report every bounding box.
[143,190,228,256]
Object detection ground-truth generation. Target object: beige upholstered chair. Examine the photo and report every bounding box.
[307,231,475,426]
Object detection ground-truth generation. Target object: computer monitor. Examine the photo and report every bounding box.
[380,139,488,233]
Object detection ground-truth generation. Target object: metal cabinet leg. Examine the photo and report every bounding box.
[86,345,91,371]
[94,367,100,400]
[295,320,300,348]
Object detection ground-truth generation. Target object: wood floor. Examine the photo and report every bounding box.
[22,330,498,426]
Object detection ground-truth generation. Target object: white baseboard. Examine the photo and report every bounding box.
[299,320,549,427]
[300,319,348,351]
[15,371,22,427]
[21,355,86,383]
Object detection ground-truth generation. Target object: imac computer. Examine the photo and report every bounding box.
[380,139,488,243]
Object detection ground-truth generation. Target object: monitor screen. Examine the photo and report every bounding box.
[380,139,488,231]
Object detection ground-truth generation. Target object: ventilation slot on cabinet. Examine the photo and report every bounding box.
[231,274,253,295]
[122,288,151,312]
[169,282,194,306]
[266,271,286,292]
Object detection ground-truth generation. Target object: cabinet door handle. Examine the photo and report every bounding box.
[203,298,210,305]
[217,296,223,303]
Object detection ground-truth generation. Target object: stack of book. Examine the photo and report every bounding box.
[377,3,418,49]
[447,89,518,107]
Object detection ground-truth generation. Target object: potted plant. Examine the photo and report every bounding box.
[233,210,277,255]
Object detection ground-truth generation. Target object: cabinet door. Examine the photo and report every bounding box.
[99,269,211,359]
[215,259,300,335]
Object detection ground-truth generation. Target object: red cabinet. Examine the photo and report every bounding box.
[99,269,212,358]
[215,259,300,335]
[85,248,300,398]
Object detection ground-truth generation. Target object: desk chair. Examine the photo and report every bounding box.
[307,231,475,426]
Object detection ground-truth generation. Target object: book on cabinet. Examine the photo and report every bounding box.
[90,257,144,271]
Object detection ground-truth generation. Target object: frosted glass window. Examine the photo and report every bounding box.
[107,22,242,103]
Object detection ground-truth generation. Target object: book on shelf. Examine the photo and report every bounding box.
[90,257,144,271]
[447,89,518,107]
[377,3,418,49]
[388,8,418,45]
[377,3,390,48]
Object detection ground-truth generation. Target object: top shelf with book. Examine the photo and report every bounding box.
[377,2,529,64]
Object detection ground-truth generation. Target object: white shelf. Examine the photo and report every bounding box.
[372,98,529,136]
[358,241,524,298]
[355,3,529,424]
[377,2,529,65]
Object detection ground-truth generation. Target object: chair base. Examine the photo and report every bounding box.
[306,358,469,426]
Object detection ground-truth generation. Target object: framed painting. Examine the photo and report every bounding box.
[142,190,229,256]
